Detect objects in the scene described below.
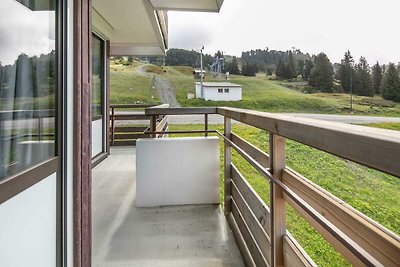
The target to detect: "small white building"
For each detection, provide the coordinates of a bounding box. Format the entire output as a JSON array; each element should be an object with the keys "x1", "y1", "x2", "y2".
[{"x1": 195, "y1": 82, "x2": 242, "y2": 101}]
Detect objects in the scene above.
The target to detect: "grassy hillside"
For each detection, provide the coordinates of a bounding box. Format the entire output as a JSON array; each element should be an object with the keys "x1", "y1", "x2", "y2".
[
  {"x1": 169, "y1": 123, "x2": 400, "y2": 266},
  {"x1": 109, "y1": 61, "x2": 400, "y2": 115},
  {"x1": 110, "y1": 61, "x2": 160, "y2": 105}
]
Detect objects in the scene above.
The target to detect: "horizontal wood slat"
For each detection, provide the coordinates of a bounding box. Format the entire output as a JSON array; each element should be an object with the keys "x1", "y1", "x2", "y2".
[
  {"x1": 231, "y1": 133, "x2": 269, "y2": 168},
  {"x1": 232, "y1": 164, "x2": 270, "y2": 234},
  {"x1": 113, "y1": 114, "x2": 151, "y2": 120},
  {"x1": 283, "y1": 192, "x2": 381, "y2": 266},
  {"x1": 112, "y1": 140, "x2": 136, "y2": 146},
  {"x1": 232, "y1": 181, "x2": 271, "y2": 264},
  {"x1": 283, "y1": 233, "x2": 317, "y2": 267},
  {"x1": 227, "y1": 214, "x2": 256, "y2": 267},
  {"x1": 113, "y1": 133, "x2": 149, "y2": 140},
  {"x1": 232, "y1": 199, "x2": 269, "y2": 267},
  {"x1": 218, "y1": 107, "x2": 400, "y2": 177},
  {"x1": 282, "y1": 168, "x2": 400, "y2": 266},
  {"x1": 113, "y1": 126, "x2": 148, "y2": 132}
]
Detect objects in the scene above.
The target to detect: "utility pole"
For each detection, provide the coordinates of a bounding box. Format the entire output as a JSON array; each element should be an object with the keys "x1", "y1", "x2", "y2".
[{"x1": 200, "y1": 45, "x2": 204, "y2": 98}]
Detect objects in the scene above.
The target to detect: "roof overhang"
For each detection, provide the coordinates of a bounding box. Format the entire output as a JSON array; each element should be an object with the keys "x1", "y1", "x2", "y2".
[
  {"x1": 149, "y1": 0, "x2": 224, "y2": 12},
  {"x1": 92, "y1": 0, "x2": 224, "y2": 56}
]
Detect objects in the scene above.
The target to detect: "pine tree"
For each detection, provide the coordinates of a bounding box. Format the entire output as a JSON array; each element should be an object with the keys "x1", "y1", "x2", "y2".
[
  {"x1": 309, "y1": 53, "x2": 334, "y2": 92},
  {"x1": 371, "y1": 62, "x2": 383, "y2": 94},
  {"x1": 297, "y1": 59, "x2": 305, "y2": 77},
  {"x1": 381, "y1": 63, "x2": 400, "y2": 102},
  {"x1": 227, "y1": 56, "x2": 240, "y2": 75},
  {"x1": 338, "y1": 51, "x2": 354, "y2": 93},
  {"x1": 287, "y1": 51, "x2": 296, "y2": 79},
  {"x1": 304, "y1": 59, "x2": 313, "y2": 80},
  {"x1": 275, "y1": 57, "x2": 286, "y2": 79},
  {"x1": 354, "y1": 57, "x2": 373, "y2": 96},
  {"x1": 241, "y1": 62, "x2": 256, "y2": 77}
]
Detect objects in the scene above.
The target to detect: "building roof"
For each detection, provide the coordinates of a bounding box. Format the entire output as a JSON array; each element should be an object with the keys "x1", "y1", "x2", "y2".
[{"x1": 195, "y1": 82, "x2": 242, "y2": 87}]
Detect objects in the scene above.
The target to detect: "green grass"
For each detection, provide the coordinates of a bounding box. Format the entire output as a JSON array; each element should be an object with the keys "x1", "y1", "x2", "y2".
[
  {"x1": 110, "y1": 62, "x2": 400, "y2": 116},
  {"x1": 169, "y1": 123, "x2": 400, "y2": 267},
  {"x1": 110, "y1": 62, "x2": 160, "y2": 105},
  {"x1": 362, "y1": 122, "x2": 400, "y2": 131}
]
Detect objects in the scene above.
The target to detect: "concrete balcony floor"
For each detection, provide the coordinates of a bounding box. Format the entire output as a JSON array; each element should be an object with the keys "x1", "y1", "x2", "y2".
[{"x1": 92, "y1": 146, "x2": 244, "y2": 267}]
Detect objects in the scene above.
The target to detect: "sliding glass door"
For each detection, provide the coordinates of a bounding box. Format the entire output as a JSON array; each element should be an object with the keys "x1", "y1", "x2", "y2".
[{"x1": 0, "y1": 0, "x2": 65, "y2": 266}]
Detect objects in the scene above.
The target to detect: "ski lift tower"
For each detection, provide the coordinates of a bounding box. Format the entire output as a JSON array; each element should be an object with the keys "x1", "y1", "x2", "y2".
[{"x1": 210, "y1": 55, "x2": 224, "y2": 79}]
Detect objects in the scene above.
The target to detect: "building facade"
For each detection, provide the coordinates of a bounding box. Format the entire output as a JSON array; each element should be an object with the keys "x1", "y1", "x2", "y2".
[{"x1": 195, "y1": 82, "x2": 243, "y2": 101}]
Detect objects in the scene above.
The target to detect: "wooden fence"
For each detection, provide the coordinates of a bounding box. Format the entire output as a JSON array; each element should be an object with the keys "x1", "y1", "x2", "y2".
[
  {"x1": 144, "y1": 106, "x2": 400, "y2": 267},
  {"x1": 109, "y1": 104, "x2": 168, "y2": 145}
]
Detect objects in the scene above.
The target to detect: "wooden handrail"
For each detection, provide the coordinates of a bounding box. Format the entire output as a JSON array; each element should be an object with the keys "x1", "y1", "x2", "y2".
[
  {"x1": 145, "y1": 106, "x2": 217, "y2": 115},
  {"x1": 110, "y1": 104, "x2": 156, "y2": 109},
  {"x1": 218, "y1": 107, "x2": 400, "y2": 177}
]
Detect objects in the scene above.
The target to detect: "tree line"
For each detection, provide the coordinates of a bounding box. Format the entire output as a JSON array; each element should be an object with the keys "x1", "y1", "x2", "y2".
[
  {"x1": 0, "y1": 52, "x2": 55, "y2": 99},
  {"x1": 278, "y1": 50, "x2": 400, "y2": 102},
  {"x1": 143, "y1": 47, "x2": 400, "y2": 102}
]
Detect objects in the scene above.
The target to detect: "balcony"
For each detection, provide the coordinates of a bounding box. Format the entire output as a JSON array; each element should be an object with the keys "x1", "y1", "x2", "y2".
[
  {"x1": 94, "y1": 105, "x2": 400, "y2": 267},
  {"x1": 92, "y1": 146, "x2": 244, "y2": 267}
]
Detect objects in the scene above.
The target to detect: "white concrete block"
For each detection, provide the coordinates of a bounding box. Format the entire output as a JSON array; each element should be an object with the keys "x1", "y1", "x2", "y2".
[{"x1": 136, "y1": 137, "x2": 220, "y2": 207}]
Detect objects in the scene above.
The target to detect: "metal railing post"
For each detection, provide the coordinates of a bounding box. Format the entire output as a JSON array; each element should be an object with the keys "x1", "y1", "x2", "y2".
[
  {"x1": 111, "y1": 107, "x2": 115, "y2": 146},
  {"x1": 269, "y1": 133, "x2": 286, "y2": 267},
  {"x1": 224, "y1": 117, "x2": 232, "y2": 215},
  {"x1": 205, "y1": 114, "x2": 208, "y2": 137}
]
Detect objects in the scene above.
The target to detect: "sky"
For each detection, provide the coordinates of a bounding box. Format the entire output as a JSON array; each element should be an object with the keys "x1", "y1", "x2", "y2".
[
  {"x1": 168, "y1": 0, "x2": 400, "y2": 64},
  {"x1": 0, "y1": 0, "x2": 55, "y2": 65}
]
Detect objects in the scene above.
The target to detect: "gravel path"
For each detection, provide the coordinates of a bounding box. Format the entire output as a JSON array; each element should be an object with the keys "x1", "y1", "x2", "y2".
[{"x1": 153, "y1": 76, "x2": 181, "y2": 107}]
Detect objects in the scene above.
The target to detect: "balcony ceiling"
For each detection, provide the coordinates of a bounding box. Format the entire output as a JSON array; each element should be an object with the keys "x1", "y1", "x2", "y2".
[
  {"x1": 93, "y1": 0, "x2": 165, "y2": 56},
  {"x1": 150, "y1": 0, "x2": 224, "y2": 12},
  {"x1": 92, "y1": 0, "x2": 224, "y2": 56}
]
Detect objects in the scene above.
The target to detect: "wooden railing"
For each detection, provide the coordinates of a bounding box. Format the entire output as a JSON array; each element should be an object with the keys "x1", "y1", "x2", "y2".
[
  {"x1": 144, "y1": 106, "x2": 400, "y2": 267},
  {"x1": 0, "y1": 109, "x2": 55, "y2": 142},
  {"x1": 109, "y1": 104, "x2": 168, "y2": 145}
]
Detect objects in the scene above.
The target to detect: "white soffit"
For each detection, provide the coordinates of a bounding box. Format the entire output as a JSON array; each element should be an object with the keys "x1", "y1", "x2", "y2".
[
  {"x1": 111, "y1": 45, "x2": 165, "y2": 57},
  {"x1": 150, "y1": 0, "x2": 224, "y2": 12},
  {"x1": 93, "y1": 0, "x2": 166, "y2": 56}
]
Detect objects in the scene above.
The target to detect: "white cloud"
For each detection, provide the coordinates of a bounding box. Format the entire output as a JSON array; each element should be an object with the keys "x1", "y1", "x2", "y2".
[
  {"x1": 169, "y1": 0, "x2": 400, "y2": 64},
  {"x1": 0, "y1": 0, "x2": 55, "y2": 65}
]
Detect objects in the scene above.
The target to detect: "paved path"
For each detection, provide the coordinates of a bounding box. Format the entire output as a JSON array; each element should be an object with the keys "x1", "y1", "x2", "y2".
[
  {"x1": 115, "y1": 111, "x2": 400, "y2": 126},
  {"x1": 166, "y1": 113, "x2": 400, "y2": 125},
  {"x1": 279, "y1": 113, "x2": 400, "y2": 124}
]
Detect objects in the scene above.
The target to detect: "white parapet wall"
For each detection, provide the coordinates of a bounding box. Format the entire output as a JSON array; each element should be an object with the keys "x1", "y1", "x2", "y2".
[{"x1": 136, "y1": 137, "x2": 220, "y2": 207}]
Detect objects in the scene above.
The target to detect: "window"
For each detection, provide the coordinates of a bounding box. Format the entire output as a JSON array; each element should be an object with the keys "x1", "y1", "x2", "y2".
[
  {"x1": 92, "y1": 34, "x2": 105, "y2": 118},
  {"x1": 0, "y1": 0, "x2": 57, "y2": 180},
  {"x1": 224, "y1": 88, "x2": 230, "y2": 93},
  {"x1": 218, "y1": 88, "x2": 223, "y2": 93}
]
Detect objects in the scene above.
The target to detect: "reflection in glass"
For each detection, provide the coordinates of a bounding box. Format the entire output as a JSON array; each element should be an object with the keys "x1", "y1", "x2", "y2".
[
  {"x1": 92, "y1": 34, "x2": 104, "y2": 117},
  {"x1": 0, "y1": 0, "x2": 56, "y2": 180}
]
